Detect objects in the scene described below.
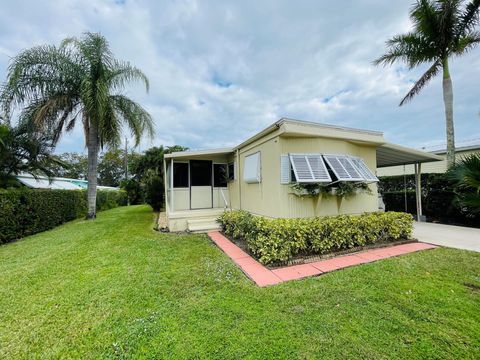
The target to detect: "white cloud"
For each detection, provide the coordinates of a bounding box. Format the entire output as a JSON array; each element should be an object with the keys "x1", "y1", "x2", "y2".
[{"x1": 0, "y1": 0, "x2": 479, "y2": 154}]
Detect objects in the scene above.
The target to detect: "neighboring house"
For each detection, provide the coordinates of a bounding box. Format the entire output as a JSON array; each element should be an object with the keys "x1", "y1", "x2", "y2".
[
  {"x1": 16, "y1": 173, "x2": 119, "y2": 191},
  {"x1": 163, "y1": 118, "x2": 441, "y2": 232},
  {"x1": 377, "y1": 138, "x2": 480, "y2": 176}
]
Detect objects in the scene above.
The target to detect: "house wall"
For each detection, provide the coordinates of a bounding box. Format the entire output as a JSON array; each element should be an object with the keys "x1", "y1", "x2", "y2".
[
  {"x1": 377, "y1": 149, "x2": 480, "y2": 176},
  {"x1": 234, "y1": 134, "x2": 283, "y2": 217},
  {"x1": 230, "y1": 133, "x2": 379, "y2": 218},
  {"x1": 279, "y1": 136, "x2": 378, "y2": 217}
]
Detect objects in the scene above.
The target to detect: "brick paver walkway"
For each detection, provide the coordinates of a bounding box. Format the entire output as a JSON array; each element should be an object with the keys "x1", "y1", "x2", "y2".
[{"x1": 208, "y1": 232, "x2": 437, "y2": 287}]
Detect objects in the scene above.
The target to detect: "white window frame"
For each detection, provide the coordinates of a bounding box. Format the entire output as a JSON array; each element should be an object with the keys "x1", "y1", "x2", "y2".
[{"x1": 243, "y1": 151, "x2": 261, "y2": 184}]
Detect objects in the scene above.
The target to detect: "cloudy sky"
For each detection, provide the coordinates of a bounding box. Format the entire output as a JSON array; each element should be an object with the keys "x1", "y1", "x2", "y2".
[{"x1": 1, "y1": 0, "x2": 479, "y2": 154}]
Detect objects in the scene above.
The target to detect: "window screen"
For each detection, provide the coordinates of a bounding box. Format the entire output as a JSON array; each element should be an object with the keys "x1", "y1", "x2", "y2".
[
  {"x1": 323, "y1": 155, "x2": 364, "y2": 181},
  {"x1": 228, "y1": 162, "x2": 235, "y2": 181},
  {"x1": 244, "y1": 152, "x2": 261, "y2": 183},
  {"x1": 214, "y1": 164, "x2": 228, "y2": 187},
  {"x1": 289, "y1": 154, "x2": 331, "y2": 183},
  {"x1": 173, "y1": 162, "x2": 189, "y2": 188}
]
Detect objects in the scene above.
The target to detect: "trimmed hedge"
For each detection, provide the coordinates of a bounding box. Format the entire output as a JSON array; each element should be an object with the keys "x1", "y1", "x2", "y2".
[
  {"x1": 0, "y1": 189, "x2": 127, "y2": 244},
  {"x1": 379, "y1": 174, "x2": 479, "y2": 227},
  {"x1": 218, "y1": 210, "x2": 413, "y2": 265}
]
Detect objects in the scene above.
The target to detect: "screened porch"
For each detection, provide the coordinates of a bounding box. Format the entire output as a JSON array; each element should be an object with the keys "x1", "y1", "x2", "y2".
[{"x1": 164, "y1": 149, "x2": 234, "y2": 213}]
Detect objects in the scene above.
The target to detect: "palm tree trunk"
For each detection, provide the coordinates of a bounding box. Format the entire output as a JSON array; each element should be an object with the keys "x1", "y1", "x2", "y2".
[
  {"x1": 442, "y1": 58, "x2": 455, "y2": 168},
  {"x1": 86, "y1": 124, "x2": 99, "y2": 219}
]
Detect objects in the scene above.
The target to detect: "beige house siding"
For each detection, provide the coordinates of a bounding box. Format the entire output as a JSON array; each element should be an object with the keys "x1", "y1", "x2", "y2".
[
  {"x1": 236, "y1": 135, "x2": 283, "y2": 217},
  {"x1": 377, "y1": 149, "x2": 479, "y2": 176},
  {"x1": 279, "y1": 136, "x2": 378, "y2": 217},
  {"x1": 227, "y1": 134, "x2": 379, "y2": 219}
]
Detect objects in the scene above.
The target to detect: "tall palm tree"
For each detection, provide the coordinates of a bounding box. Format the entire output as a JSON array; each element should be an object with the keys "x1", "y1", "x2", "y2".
[
  {"x1": 374, "y1": 0, "x2": 480, "y2": 167},
  {"x1": 1, "y1": 32, "x2": 154, "y2": 219}
]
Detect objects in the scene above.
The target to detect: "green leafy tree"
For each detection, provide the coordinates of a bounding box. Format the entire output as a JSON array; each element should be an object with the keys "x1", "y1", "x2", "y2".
[
  {"x1": 98, "y1": 148, "x2": 125, "y2": 187},
  {"x1": 448, "y1": 153, "x2": 480, "y2": 214},
  {"x1": 374, "y1": 0, "x2": 480, "y2": 167},
  {"x1": 0, "y1": 122, "x2": 62, "y2": 187},
  {"x1": 51, "y1": 152, "x2": 88, "y2": 179},
  {"x1": 123, "y1": 145, "x2": 188, "y2": 210},
  {"x1": 1, "y1": 32, "x2": 154, "y2": 219}
]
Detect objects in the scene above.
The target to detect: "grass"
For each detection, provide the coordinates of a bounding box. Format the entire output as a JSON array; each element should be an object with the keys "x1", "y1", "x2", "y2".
[{"x1": 1, "y1": 205, "x2": 479, "y2": 359}]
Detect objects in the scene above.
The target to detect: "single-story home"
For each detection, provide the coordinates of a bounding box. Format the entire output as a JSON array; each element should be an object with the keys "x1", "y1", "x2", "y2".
[
  {"x1": 377, "y1": 138, "x2": 480, "y2": 176},
  {"x1": 163, "y1": 118, "x2": 442, "y2": 232}
]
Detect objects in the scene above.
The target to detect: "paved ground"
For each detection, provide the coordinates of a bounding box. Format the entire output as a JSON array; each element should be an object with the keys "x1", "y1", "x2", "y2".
[
  {"x1": 208, "y1": 232, "x2": 436, "y2": 287},
  {"x1": 414, "y1": 221, "x2": 480, "y2": 252}
]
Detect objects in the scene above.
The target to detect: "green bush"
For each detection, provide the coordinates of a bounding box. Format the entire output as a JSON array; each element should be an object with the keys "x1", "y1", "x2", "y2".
[
  {"x1": 96, "y1": 190, "x2": 128, "y2": 211},
  {"x1": 0, "y1": 189, "x2": 127, "y2": 244},
  {"x1": 218, "y1": 210, "x2": 413, "y2": 265}
]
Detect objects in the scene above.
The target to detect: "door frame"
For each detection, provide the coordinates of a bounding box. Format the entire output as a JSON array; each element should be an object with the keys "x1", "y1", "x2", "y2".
[{"x1": 189, "y1": 160, "x2": 214, "y2": 210}]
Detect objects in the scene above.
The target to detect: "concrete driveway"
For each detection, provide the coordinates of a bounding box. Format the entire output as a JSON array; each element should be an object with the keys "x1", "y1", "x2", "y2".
[{"x1": 413, "y1": 221, "x2": 480, "y2": 252}]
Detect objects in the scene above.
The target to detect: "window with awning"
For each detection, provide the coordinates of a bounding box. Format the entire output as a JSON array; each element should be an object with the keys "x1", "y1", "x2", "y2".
[
  {"x1": 283, "y1": 153, "x2": 378, "y2": 184},
  {"x1": 289, "y1": 154, "x2": 331, "y2": 183}
]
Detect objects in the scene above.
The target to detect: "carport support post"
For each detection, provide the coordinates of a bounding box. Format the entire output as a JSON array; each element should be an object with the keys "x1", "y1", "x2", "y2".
[{"x1": 414, "y1": 163, "x2": 423, "y2": 222}]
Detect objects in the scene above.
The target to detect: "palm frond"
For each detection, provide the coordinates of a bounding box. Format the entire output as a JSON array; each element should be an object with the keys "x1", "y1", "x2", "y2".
[
  {"x1": 458, "y1": 0, "x2": 480, "y2": 35},
  {"x1": 109, "y1": 60, "x2": 150, "y2": 92},
  {"x1": 373, "y1": 32, "x2": 437, "y2": 68},
  {"x1": 399, "y1": 59, "x2": 442, "y2": 105},
  {"x1": 411, "y1": 0, "x2": 441, "y2": 41},
  {"x1": 447, "y1": 153, "x2": 480, "y2": 213},
  {"x1": 455, "y1": 31, "x2": 480, "y2": 53},
  {"x1": 110, "y1": 95, "x2": 154, "y2": 146}
]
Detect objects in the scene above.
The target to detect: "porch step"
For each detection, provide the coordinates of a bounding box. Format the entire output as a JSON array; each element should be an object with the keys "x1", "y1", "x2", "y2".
[{"x1": 187, "y1": 217, "x2": 221, "y2": 233}]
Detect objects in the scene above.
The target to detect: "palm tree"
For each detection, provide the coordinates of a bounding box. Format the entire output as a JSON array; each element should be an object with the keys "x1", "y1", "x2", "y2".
[
  {"x1": 374, "y1": 0, "x2": 480, "y2": 167},
  {"x1": 1, "y1": 32, "x2": 154, "y2": 219},
  {"x1": 0, "y1": 122, "x2": 62, "y2": 187},
  {"x1": 448, "y1": 153, "x2": 480, "y2": 213}
]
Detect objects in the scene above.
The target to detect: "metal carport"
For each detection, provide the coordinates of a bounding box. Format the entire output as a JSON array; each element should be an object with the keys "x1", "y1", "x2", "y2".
[{"x1": 377, "y1": 143, "x2": 443, "y2": 221}]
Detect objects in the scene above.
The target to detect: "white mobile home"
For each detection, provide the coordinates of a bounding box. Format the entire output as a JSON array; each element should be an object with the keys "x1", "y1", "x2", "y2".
[{"x1": 163, "y1": 118, "x2": 441, "y2": 232}]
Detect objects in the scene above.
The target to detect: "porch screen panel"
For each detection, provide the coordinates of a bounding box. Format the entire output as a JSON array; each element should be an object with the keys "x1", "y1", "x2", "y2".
[
  {"x1": 173, "y1": 162, "x2": 189, "y2": 187},
  {"x1": 190, "y1": 160, "x2": 212, "y2": 186},
  {"x1": 349, "y1": 157, "x2": 378, "y2": 182},
  {"x1": 213, "y1": 164, "x2": 228, "y2": 187}
]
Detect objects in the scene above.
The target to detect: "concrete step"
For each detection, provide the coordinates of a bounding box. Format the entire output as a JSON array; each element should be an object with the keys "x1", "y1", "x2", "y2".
[{"x1": 187, "y1": 218, "x2": 221, "y2": 233}]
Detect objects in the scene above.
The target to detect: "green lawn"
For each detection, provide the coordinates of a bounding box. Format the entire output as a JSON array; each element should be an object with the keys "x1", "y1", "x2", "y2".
[{"x1": 1, "y1": 206, "x2": 479, "y2": 359}]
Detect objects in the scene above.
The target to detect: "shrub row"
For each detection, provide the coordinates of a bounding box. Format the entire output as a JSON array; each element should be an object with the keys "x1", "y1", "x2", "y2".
[
  {"x1": 0, "y1": 189, "x2": 127, "y2": 244},
  {"x1": 218, "y1": 210, "x2": 413, "y2": 265}
]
